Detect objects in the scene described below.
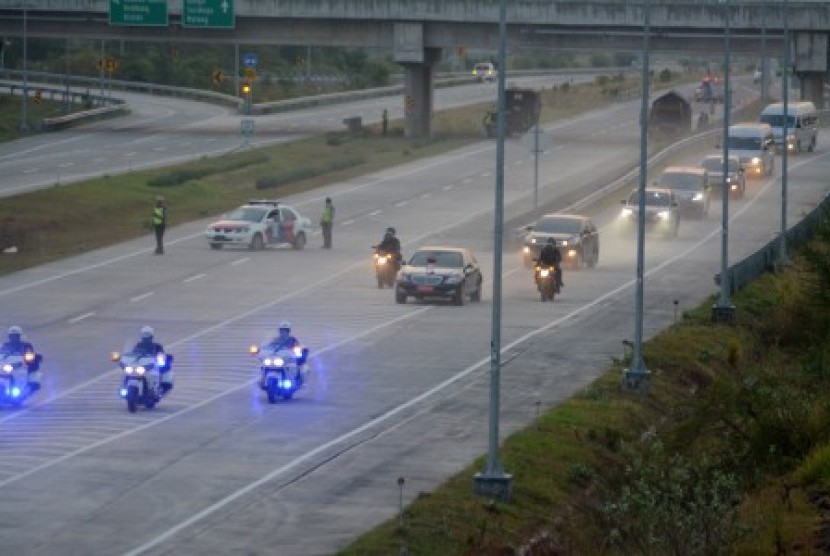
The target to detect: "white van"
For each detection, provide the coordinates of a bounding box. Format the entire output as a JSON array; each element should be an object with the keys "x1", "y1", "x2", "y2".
[
  {"x1": 726, "y1": 123, "x2": 776, "y2": 178},
  {"x1": 759, "y1": 101, "x2": 818, "y2": 153}
]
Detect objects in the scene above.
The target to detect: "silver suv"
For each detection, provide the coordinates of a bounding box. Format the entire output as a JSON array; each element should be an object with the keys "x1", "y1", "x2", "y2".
[{"x1": 655, "y1": 166, "x2": 710, "y2": 219}]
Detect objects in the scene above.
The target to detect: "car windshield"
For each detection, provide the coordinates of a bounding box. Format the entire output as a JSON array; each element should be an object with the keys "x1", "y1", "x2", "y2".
[
  {"x1": 475, "y1": 64, "x2": 493, "y2": 73},
  {"x1": 225, "y1": 207, "x2": 268, "y2": 222},
  {"x1": 409, "y1": 250, "x2": 464, "y2": 268},
  {"x1": 727, "y1": 136, "x2": 762, "y2": 150},
  {"x1": 629, "y1": 191, "x2": 672, "y2": 207},
  {"x1": 533, "y1": 216, "x2": 582, "y2": 235},
  {"x1": 702, "y1": 158, "x2": 740, "y2": 173},
  {"x1": 658, "y1": 172, "x2": 703, "y2": 190},
  {"x1": 760, "y1": 114, "x2": 795, "y2": 128}
]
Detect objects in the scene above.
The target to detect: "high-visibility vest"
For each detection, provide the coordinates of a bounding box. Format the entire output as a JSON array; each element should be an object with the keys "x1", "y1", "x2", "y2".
[
  {"x1": 153, "y1": 207, "x2": 166, "y2": 226},
  {"x1": 321, "y1": 205, "x2": 334, "y2": 224}
]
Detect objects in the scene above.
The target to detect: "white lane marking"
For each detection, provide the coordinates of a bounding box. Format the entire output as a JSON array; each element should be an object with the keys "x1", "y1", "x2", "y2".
[
  {"x1": 126, "y1": 232, "x2": 712, "y2": 555},
  {"x1": 0, "y1": 306, "x2": 431, "y2": 492},
  {"x1": 68, "y1": 312, "x2": 94, "y2": 324},
  {"x1": 130, "y1": 292, "x2": 154, "y2": 303},
  {"x1": 22, "y1": 168, "x2": 38, "y2": 174},
  {"x1": 421, "y1": 192, "x2": 432, "y2": 198},
  {"x1": 230, "y1": 257, "x2": 249, "y2": 266},
  {"x1": 58, "y1": 162, "x2": 74, "y2": 168},
  {"x1": 341, "y1": 219, "x2": 355, "y2": 226},
  {"x1": 443, "y1": 185, "x2": 453, "y2": 190},
  {"x1": 124, "y1": 152, "x2": 138, "y2": 157},
  {"x1": 513, "y1": 159, "x2": 524, "y2": 165},
  {"x1": 369, "y1": 210, "x2": 382, "y2": 216},
  {"x1": 183, "y1": 273, "x2": 206, "y2": 283},
  {"x1": 395, "y1": 200, "x2": 409, "y2": 207},
  {"x1": 0, "y1": 140, "x2": 499, "y2": 297}
]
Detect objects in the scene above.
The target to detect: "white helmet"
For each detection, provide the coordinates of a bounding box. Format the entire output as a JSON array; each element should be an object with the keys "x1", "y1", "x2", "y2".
[
  {"x1": 279, "y1": 321, "x2": 291, "y2": 331},
  {"x1": 8, "y1": 325, "x2": 22, "y2": 337},
  {"x1": 140, "y1": 326, "x2": 154, "y2": 340}
]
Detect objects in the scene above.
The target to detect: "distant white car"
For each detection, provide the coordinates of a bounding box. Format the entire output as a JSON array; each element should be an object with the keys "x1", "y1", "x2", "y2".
[
  {"x1": 472, "y1": 62, "x2": 497, "y2": 83},
  {"x1": 205, "y1": 200, "x2": 312, "y2": 250}
]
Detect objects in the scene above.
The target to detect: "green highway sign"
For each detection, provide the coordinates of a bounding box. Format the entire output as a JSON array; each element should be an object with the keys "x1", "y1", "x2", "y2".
[
  {"x1": 109, "y1": 0, "x2": 168, "y2": 26},
  {"x1": 183, "y1": 0, "x2": 235, "y2": 28}
]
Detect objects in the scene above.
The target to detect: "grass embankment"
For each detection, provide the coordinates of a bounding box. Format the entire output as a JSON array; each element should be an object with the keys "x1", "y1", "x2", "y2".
[
  {"x1": 341, "y1": 217, "x2": 830, "y2": 554},
  {"x1": 0, "y1": 95, "x2": 81, "y2": 142},
  {"x1": 0, "y1": 71, "x2": 693, "y2": 276}
]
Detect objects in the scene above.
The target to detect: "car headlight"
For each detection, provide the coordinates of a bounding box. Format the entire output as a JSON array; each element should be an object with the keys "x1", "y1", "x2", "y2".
[
  {"x1": 751, "y1": 157, "x2": 761, "y2": 165},
  {"x1": 658, "y1": 210, "x2": 671, "y2": 219},
  {"x1": 567, "y1": 249, "x2": 578, "y2": 258},
  {"x1": 530, "y1": 238, "x2": 536, "y2": 244},
  {"x1": 522, "y1": 246, "x2": 530, "y2": 254},
  {"x1": 693, "y1": 192, "x2": 704, "y2": 201},
  {"x1": 444, "y1": 274, "x2": 462, "y2": 285},
  {"x1": 621, "y1": 208, "x2": 633, "y2": 218}
]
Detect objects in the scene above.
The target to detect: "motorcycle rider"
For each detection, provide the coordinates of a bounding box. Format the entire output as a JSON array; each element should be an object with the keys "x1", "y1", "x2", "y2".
[
  {"x1": 377, "y1": 227, "x2": 402, "y2": 266},
  {"x1": 262, "y1": 321, "x2": 306, "y2": 384},
  {"x1": 536, "y1": 237, "x2": 564, "y2": 288},
  {"x1": 1, "y1": 325, "x2": 42, "y2": 393},
  {"x1": 130, "y1": 326, "x2": 173, "y2": 395}
]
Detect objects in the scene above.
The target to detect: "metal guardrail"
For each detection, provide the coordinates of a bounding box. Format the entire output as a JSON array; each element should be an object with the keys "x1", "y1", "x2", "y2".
[
  {"x1": 0, "y1": 79, "x2": 122, "y2": 108},
  {"x1": 716, "y1": 192, "x2": 830, "y2": 294}
]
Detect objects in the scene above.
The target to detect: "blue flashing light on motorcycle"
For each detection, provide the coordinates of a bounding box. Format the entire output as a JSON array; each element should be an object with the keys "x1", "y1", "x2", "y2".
[
  {"x1": 10, "y1": 387, "x2": 21, "y2": 398},
  {"x1": 252, "y1": 343, "x2": 310, "y2": 403},
  {"x1": 119, "y1": 388, "x2": 128, "y2": 398}
]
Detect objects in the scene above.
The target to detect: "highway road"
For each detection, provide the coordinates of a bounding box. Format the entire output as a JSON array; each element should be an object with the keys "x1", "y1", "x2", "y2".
[
  {"x1": 1, "y1": 77, "x2": 827, "y2": 555},
  {"x1": 0, "y1": 73, "x2": 600, "y2": 198}
]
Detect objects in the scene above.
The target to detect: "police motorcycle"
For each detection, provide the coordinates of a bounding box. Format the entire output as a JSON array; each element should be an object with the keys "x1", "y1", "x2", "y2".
[
  {"x1": 0, "y1": 349, "x2": 42, "y2": 408},
  {"x1": 111, "y1": 346, "x2": 174, "y2": 413},
  {"x1": 249, "y1": 342, "x2": 310, "y2": 403},
  {"x1": 371, "y1": 245, "x2": 400, "y2": 289},
  {"x1": 534, "y1": 263, "x2": 560, "y2": 302}
]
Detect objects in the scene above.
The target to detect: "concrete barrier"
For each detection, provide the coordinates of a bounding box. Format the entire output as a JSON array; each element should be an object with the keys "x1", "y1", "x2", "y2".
[{"x1": 40, "y1": 104, "x2": 129, "y2": 131}]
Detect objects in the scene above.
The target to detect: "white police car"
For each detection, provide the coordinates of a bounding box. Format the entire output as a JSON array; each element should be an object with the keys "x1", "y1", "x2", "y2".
[{"x1": 205, "y1": 200, "x2": 313, "y2": 250}]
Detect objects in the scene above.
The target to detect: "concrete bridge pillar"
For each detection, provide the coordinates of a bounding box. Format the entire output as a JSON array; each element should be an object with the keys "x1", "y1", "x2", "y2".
[
  {"x1": 794, "y1": 32, "x2": 828, "y2": 108},
  {"x1": 393, "y1": 23, "x2": 441, "y2": 137}
]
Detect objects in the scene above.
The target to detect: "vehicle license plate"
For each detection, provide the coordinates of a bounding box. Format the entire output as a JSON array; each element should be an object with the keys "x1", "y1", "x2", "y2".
[{"x1": 417, "y1": 286, "x2": 434, "y2": 293}]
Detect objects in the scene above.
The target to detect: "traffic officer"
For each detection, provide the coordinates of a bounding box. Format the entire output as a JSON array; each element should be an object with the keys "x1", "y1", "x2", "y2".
[
  {"x1": 152, "y1": 196, "x2": 167, "y2": 255},
  {"x1": 320, "y1": 197, "x2": 335, "y2": 249}
]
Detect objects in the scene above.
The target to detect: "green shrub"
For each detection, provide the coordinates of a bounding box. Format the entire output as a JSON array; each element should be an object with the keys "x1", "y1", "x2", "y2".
[
  {"x1": 255, "y1": 155, "x2": 365, "y2": 190},
  {"x1": 795, "y1": 444, "x2": 830, "y2": 489}
]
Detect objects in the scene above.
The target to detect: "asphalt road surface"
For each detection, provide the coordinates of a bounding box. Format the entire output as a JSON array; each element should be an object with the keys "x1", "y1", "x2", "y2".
[
  {"x1": 0, "y1": 73, "x2": 600, "y2": 198},
  {"x1": 0, "y1": 78, "x2": 824, "y2": 555}
]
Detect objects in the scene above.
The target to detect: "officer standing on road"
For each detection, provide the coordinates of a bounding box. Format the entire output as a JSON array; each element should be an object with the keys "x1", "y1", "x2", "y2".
[
  {"x1": 152, "y1": 196, "x2": 167, "y2": 255},
  {"x1": 320, "y1": 197, "x2": 335, "y2": 249}
]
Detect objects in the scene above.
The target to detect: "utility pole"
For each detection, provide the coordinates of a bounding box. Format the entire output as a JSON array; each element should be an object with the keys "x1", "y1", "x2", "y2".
[
  {"x1": 777, "y1": 0, "x2": 791, "y2": 268},
  {"x1": 20, "y1": 2, "x2": 29, "y2": 132},
  {"x1": 621, "y1": 0, "x2": 651, "y2": 395}
]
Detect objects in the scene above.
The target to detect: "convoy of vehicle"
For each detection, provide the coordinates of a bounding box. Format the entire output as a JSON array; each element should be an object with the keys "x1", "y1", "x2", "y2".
[
  {"x1": 205, "y1": 200, "x2": 312, "y2": 251},
  {"x1": 725, "y1": 122, "x2": 776, "y2": 178},
  {"x1": 521, "y1": 214, "x2": 599, "y2": 269},
  {"x1": 619, "y1": 188, "x2": 680, "y2": 238},
  {"x1": 700, "y1": 154, "x2": 746, "y2": 198},
  {"x1": 112, "y1": 349, "x2": 174, "y2": 413},
  {"x1": 654, "y1": 166, "x2": 710, "y2": 219},
  {"x1": 759, "y1": 101, "x2": 818, "y2": 153},
  {"x1": 395, "y1": 247, "x2": 483, "y2": 306}
]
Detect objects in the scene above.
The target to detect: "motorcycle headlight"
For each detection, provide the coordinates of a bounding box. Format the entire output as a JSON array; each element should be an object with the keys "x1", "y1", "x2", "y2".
[
  {"x1": 377, "y1": 256, "x2": 388, "y2": 265},
  {"x1": 621, "y1": 208, "x2": 633, "y2": 218},
  {"x1": 567, "y1": 249, "x2": 578, "y2": 258},
  {"x1": 444, "y1": 274, "x2": 462, "y2": 285},
  {"x1": 263, "y1": 358, "x2": 272, "y2": 366},
  {"x1": 273, "y1": 357, "x2": 285, "y2": 367},
  {"x1": 658, "y1": 210, "x2": 671, "y2": 219},
  {"x1": 2, "y1": 364, "x2": 12, "y2": 373},
  {"x1": 124, "y1": 366, "x2": 134, "y2": 374},
  {"x1": 693, "y1": 192, "x2": 704, "y2": 201},
  {"x1": 539, "y1": 269, "x2": 550, "y2": 278},
  {"x1": 136, "y1": 366, "x2": 146, "y2": 375}
]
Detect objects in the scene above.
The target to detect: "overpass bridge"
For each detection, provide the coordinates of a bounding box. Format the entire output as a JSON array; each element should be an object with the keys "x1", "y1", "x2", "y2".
[{"x1": 2, "y1": 1, "x2": 828, "y2": 134}]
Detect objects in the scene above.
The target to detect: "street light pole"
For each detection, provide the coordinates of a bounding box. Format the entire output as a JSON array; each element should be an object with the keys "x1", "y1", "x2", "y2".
[
  {"x1": 713, "y1": 0, "x2": 736, "y2": 323},
  {"x1": 621, "y1": 0, "x2": 651, "y2": 395},
  {"x1": 777, "y1": 0, "x2": 791, "y2": 268},
  {"x1": 20, "y1": 1, "x2": 29, "y2": 132},
  {"x1": 473, "y1": 0, "x2": 512, "y2": 502}
]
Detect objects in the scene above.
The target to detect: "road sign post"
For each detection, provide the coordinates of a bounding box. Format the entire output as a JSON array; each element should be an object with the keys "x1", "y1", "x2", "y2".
[
  {"x1": 109, "y1": 0, "x2": 168, "y2": 26},
  {"x1": 183, "y1": 0, "x2": 235, "y2": 28}
]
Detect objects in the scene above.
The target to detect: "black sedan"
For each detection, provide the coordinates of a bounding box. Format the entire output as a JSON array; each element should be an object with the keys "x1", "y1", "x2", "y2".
[{"x1": 395, "y1": 246, "x2": 483, "y2": 306}]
